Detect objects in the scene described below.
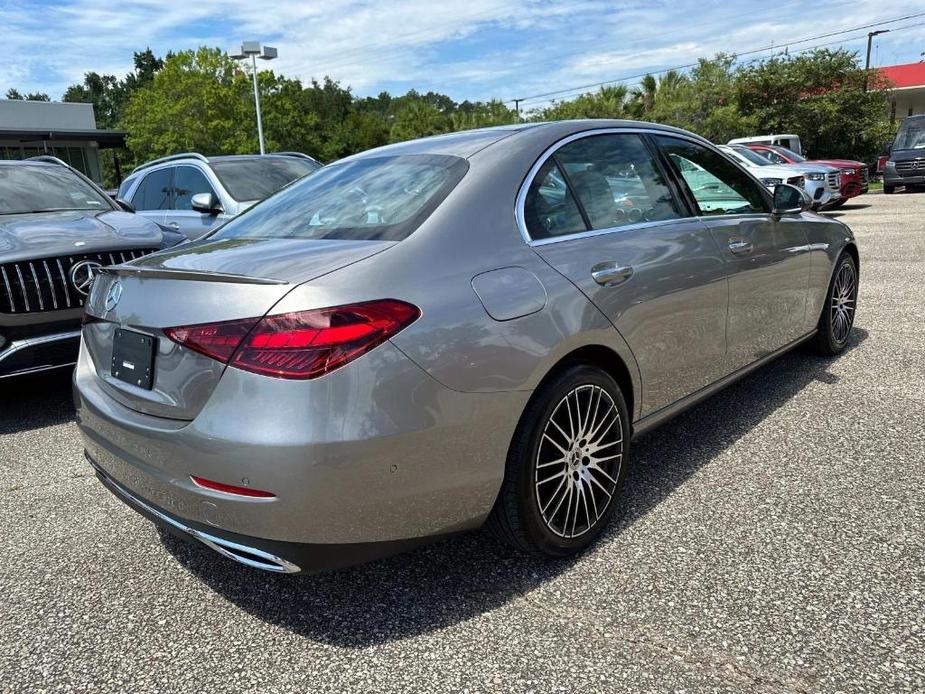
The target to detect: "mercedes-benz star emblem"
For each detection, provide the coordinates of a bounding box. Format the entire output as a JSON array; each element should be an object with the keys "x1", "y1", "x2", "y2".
[
  {"x1": 69, "y1": 260, "x2": 102, "y2": 296},
  {"x1": 104, "y1": 281, "x2": 123, "y2": 312}
]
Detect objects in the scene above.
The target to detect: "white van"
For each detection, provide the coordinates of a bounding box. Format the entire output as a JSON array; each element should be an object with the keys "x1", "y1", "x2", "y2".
[{"x1": 728, "y1": 134, "x2": 803, "y2": 156}]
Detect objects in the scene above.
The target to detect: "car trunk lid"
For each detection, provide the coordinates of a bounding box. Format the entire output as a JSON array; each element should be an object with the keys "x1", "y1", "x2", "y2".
[{"x1": 82, "y1": 238, "x2": 394, "y2": 420}]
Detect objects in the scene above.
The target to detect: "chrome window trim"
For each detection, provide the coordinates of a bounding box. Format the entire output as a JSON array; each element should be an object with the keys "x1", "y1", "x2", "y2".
[{"x1": 515, "y1": 127, "x2": 776, "y2": 247}]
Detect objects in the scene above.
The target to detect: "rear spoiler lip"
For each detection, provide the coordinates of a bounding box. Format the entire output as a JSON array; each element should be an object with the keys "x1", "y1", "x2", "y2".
[{"x1": 98, "y1": 265, "x2": 289, "y2": 286}]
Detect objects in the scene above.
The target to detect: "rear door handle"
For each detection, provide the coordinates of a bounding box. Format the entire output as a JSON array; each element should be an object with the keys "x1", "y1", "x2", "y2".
[
  {"x1": 728, "y1": 239, "x2": 753, "y2": 255},
  {"x1": 591, "y1": 262, "x2": 634, "y2": 287}
]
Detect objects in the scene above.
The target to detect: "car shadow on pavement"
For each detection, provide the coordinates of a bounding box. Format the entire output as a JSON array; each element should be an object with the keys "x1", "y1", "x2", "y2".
[
  {"x1": 161, "y1": 329, "x2": 868, "y2": 648},
  {"x1": 0, "y1": 370, "x2": 74, "y2": 435}
]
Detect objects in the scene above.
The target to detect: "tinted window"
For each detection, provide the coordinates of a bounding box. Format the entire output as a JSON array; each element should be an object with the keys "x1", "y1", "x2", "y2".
[
  {"x1": 894, "y1": 118, "x2": 925, "y2": 150},
  {"x1": 524, "y1": 159, "x2": 587, "y2": 239},
  {"x1": 117, "y1": 176, "x2": 135, "y2": 199},
  {"x1": 210, "y1": 157, "x2": 320, "y2": 202},
  {"x1": 657, "y1": 137, "x2": 769, "y2": 216},
  {"x1": 554, "y1": 134, "x2": 682, "y2": 230},
  {"x1": 773, "y1": 146, "x2": 805, "y2": 162},
  {"x1": 755, "y1": 149, "x2": 785, "y2": 164},
  {"x1": 132, "y1": 168, "x2": 172, "y2": 210},
  {"x1": 173, "y1": 166, "x2": 216, "y2": 210},
  {"x1": 729, "y1": 146, "x2": 772, "y2": 166},
  {"x1": 211, "y1": 154, "x2": 467, "y2": 242},
  {"x1": 0, "y1": 164, "x2": 111, "y2": 214}
]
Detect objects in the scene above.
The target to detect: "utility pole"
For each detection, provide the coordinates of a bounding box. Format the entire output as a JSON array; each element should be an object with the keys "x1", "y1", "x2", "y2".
[
  {"x1": 514, "y1": 99, "x2": 522, "y2": 122},
  {"x1": 865, "y1": 30, "x2": 890, "y2": 91}
]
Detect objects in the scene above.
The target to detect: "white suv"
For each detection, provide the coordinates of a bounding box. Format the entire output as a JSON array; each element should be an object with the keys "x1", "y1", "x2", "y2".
[{"x1": 117, "y1": 152, "x2": 321, "y2": 240}]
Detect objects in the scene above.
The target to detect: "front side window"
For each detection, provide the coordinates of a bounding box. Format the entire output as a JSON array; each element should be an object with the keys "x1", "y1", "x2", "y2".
[
  {"x1": 0, "y1": 164, "x2": 111, "y2": 214},
  {"x1": 173, "y1": 166, "x2": 216, "y2": 211},
  {"x1": 132, "y1": 168, "x2": 172, "y2": 211},
  {"x1": 656, "y1": 137, "x2": 769, "y2": 216},
  {"x1": 211, "y1": 154, "x2": 467, "y2": 242}
]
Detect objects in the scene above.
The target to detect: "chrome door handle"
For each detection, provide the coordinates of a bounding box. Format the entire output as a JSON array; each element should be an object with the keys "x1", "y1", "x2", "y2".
[
  {"x1": 591, "y1": 262, "x2": 634, "y2": 287},
  {"x1": 167, "y1": 222, "x2": 180, "y2": 229},
  {"x1": 728, "y1": 239, "x2": 753, "y2": 255}
]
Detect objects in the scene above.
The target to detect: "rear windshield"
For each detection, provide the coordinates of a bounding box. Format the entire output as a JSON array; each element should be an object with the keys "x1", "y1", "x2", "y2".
[
  {"x1": 211, "y1": 154, "x2": 468, "y2": 242},
  {"x1": 210, "y1": 157, "x2": 321, "y2": 201},
  {"x1": 0, "y1": 164, "x2": 112, "y2": 214},
  {"x1": 894, "y1": 118, "x2": 925, "y2": 150}
]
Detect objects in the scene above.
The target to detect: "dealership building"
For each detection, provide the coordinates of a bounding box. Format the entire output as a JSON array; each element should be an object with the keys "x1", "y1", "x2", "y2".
[
  {"x1": 0, "y1": 99, "x2": 125, "y2": 184},
  {"x1": 881, "y1": 62, "x2": 925, "y2": 121}
]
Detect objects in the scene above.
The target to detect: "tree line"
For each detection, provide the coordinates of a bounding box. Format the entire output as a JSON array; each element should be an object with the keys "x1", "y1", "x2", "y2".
[{"x1": 5, "y1": 46, "x2": 894, "y2": 186}]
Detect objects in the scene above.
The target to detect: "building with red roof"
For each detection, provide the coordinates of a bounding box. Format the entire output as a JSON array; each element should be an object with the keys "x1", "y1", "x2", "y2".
[{"x1": 879, "y1": 62, "x2": 925, "y2": 121}]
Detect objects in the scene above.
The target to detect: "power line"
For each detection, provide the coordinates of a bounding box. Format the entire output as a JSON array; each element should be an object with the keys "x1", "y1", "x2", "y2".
[
  {"x1": 523, "y1": 20, "x2": 925, "y2": 109},
  {"x1": 508, "y1": 11, "x2": 925, "y2": 106}
]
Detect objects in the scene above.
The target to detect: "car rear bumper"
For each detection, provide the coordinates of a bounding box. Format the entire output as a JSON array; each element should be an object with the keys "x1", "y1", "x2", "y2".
[
  {"x1": 89, "y1": 452, "x2": 439, "y2": 574},
  {"x1": 74, "y1": 338, "x2": 527, "y2": 569}
]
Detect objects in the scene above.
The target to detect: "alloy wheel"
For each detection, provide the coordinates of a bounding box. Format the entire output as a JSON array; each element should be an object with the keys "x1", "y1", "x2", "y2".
[
  {"x1": 830, "y1": 261, "x2": 857, "y2": 345},
  {"x1": 534, "y1": 384, "x2": 623, "y2": 539}
]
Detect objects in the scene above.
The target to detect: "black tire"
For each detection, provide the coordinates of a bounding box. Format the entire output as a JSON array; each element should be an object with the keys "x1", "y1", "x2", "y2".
[
  {"x1": 486, "y1": 364, "x2": 630, "y2": 557},
  {"x1": 812, "y1": 252, "x2": 858, "y2": 356},
  {"x1": 884, "y1": 184, "x2": 895, "y2": 195}
]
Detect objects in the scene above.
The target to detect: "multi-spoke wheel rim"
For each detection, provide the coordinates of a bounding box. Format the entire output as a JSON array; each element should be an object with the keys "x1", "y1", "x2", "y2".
[
  {"x1": 534, "y1": 385, "x2": 623, "y2": 539},
  {"x1": 830, "y1": 261, "x2": 857, "y2": 344}
]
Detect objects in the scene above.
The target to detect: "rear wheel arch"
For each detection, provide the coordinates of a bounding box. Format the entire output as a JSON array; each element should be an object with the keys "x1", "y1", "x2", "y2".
[
  {"x1": 535, "y1": 344, "x2": 637, "y2": 426},
  {"x1": 842, "y1": 243, "x2": 860, "y2": 280}
]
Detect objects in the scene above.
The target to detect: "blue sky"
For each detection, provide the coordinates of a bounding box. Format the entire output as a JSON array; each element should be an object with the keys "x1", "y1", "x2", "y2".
[{"x1": 2, "y1": 0, "x2": 924, "y2": 111}]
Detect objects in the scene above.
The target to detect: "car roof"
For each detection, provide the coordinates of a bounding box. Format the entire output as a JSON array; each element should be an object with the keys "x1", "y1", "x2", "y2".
[
  {"x1": 335, "y1": 119, "x2": 710, "y2": 163},
  {"x1": 129, "y1": 152, "x2": 319, "y2": 176}
]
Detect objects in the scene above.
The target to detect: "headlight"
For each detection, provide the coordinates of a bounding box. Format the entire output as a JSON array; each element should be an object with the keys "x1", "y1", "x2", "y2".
[
  {"x1": 760, "y1": 177, "x2": 782, "y2": 187},
  {"x1": 807, "y1": 172, "x2": 825, "y2": 181},
  {"x1": 841, "y1": 168, "x2": 857, "y2": 175},
  {"x1": 885, "y1": 160, "x2": 897, "y2": 170}
]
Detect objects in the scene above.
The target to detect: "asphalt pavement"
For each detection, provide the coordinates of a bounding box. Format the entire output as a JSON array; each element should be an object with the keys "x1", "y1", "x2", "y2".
[{"x1": 1, "y1": 191, "x2": 923, "y2": 693}]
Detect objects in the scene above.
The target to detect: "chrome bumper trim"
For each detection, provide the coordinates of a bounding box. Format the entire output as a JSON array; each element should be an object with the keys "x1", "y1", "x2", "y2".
[{"x1": 86, "y1": 453, "x2": 301, "y2": 574}]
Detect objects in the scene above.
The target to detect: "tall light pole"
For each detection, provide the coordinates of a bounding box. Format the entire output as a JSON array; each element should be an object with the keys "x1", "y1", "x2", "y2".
[
  {"x1": 864, "y1": 30, "x2": 890, "y2": 91},
  {"x1": 230, "y1": 42, "x2": 278, "y2": 154}
]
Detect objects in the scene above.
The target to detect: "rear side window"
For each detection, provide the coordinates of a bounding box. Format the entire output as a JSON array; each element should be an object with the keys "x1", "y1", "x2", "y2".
[
  {"x1": 132, "y1": 168, "x2": 172, "y2": 210},
  {"x1": 656, "y1": 136, "x2": 769, "y2": 216},
  {"x1": 173, "y1": 166, "x2": 217, "y2": 210},
  {"x1": 211, "y1": 154, "x2": 468, "y2": 242},
  {"x1": 524, "y1": 133, "x2": 682, "y2": 240}
]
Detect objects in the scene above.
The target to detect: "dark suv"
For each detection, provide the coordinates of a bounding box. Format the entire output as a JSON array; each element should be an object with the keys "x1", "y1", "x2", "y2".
[
  {"x1": 117, "y1": 152, "x2": 321, "y2": 240},
  {"x1": 883, "y1": 115, "x2": 925, "y2": 194},
  {"x1": 0, "y1": 157, "x2": 178, "y2": 379}
]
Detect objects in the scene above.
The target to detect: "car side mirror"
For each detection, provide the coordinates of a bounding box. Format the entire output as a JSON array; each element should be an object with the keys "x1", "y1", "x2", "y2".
[
  {"x1": 884, "y1": 142, "x2": 892, "y2": 155},
  {"x1": 772, "y1": 183, "x2": 811, "y2": 217},
  {"x1": 115, "y1": 198, "x2": 135, "y2": 213},
  {"x1": 191, "y1": 192, "x2": 222, "y2": 215}
]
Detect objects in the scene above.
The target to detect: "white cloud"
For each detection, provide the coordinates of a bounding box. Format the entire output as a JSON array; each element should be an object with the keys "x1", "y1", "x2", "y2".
[{"x1": 2, "y1": 0, "x2": 924, "y2": 105}]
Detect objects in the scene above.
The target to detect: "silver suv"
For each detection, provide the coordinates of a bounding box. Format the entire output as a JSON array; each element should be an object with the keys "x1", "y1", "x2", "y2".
[{"x1": 117, "y1": 152, "x2": 321, "y2": 240}]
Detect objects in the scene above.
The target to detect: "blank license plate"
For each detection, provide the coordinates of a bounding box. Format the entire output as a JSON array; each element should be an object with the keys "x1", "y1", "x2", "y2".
[{"x1": 111, "y1": 329, "x2": 156, "y2": 390}]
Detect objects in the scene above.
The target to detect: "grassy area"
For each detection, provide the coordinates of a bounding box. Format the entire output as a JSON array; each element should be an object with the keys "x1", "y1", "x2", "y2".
[{"x1": 868, "y1": 180, "x2": 883, "y2": 192}]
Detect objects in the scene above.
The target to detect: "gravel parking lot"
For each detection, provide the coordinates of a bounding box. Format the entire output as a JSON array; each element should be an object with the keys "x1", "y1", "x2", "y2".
[{"x1": 1, "y1": 192, "x2": 923, "y2": 693}]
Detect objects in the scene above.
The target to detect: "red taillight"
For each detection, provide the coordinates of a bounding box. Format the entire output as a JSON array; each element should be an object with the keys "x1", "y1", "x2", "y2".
[
  {"x1": 190, "y1": 476, "x2": 276, "y2": 498},
  {"x1": 164, "y1": 299, "x2": 420, "y2": 380}
]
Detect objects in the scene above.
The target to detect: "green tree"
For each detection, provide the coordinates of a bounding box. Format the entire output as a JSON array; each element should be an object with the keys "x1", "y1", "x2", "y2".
[
  {"x1": 534, "y1": 85, "x2": 630, "y2": 120},
  {"x1": 735, "y1": 48, "x2": 891, "y2": 161},
  {"x1": 5, "y1": 88, "x2": 50, "y2": 101}
]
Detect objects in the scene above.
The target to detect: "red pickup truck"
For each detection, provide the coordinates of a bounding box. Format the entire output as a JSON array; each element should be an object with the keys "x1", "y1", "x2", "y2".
[{"x1": 746, "y1": 144, "x2": 869, "y2": 207}]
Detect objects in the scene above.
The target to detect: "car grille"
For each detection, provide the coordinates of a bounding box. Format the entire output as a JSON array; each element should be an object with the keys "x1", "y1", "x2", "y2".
[
  {"x1": 826, "y1": 172, "x2": 840, "y2": 191},
  {"x1": 787, "y1": 175, "x2": 804, "y2": 188},
  {"x1": 896, "y1": 160, "x2": 925, "y2": 177},
  {"x1": 0, "y1": 249, "x2": 156, "y2": 314}
]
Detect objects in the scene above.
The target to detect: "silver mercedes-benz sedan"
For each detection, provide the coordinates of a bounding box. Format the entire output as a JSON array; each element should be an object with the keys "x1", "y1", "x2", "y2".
[{"x1": 75, "y1": 120, "x2": 859, "y2": 574}]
